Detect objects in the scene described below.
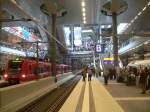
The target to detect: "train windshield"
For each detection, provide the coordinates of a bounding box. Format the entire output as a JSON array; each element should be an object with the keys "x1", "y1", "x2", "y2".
[{"x1": 8, "y1": 60, "x2": 23, "y2": 73}]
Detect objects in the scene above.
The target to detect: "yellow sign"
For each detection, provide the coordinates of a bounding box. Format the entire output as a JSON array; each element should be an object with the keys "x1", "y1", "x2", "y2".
[{"x1": 104, "y1": 58, "x2": 114, "y2": 61}]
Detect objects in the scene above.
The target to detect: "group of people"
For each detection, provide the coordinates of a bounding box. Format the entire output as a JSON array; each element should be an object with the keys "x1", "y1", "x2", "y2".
[
  {"x1": 81, "y1": 66, "x2": 94, "y2": 82},
  {"x1": 126, "y1": 66, "x2": 150, "y2": 94},
  {"x1": 81, "y1": 64, "x2": 150, "y2": 94},
  {"x1": 81, "y1": 65, "x2": 117, "y2": 83}
]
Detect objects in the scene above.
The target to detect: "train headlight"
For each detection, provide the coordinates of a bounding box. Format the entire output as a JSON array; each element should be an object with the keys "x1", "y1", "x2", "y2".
[
  {"x1": 22, "y1": 74, "x2": 26, "y2": 78},
  {"x1": 4, "y1": 74, "x2": 8, "y2": 78}
]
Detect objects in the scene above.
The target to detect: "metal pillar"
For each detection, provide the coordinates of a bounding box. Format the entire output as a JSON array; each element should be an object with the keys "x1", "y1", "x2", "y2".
[
  {"x1": 36, "y1": 41, "x2": 39, "y2": 63},
  {"x1": 112, "y1": 12, "x2": 118, "y2": 67},
  {"x1": 0, "y1": 0, "x2": 2, "y2": 41},
  {"x1": 51, "y1": 14, "x2": 57, "y2": 82},
  {"x1": 93, "y1": 50, "x2": 96, "y2": 69},
  {"x1": 71, "y1": 26, "x2": 74, "y2": 51}
]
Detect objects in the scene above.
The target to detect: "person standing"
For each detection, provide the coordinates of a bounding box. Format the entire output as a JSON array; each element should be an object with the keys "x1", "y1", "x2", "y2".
[{"x1": 139, "y1": 66, "x2": 148, "y2": 94}]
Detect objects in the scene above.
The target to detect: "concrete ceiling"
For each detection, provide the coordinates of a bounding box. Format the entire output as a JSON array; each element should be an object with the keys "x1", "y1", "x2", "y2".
[{"x1": 1, "y1": 0, "x2": 150, "y2": 42}]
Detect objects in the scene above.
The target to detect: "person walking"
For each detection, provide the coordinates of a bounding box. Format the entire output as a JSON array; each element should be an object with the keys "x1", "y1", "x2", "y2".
[
  {"x1": 103, "y1": 65, "x2": 109, "y2": 85},
  {"x1": 82, "y1": 67, "x2": 87, "y2": 81},
  {"x1": 88, "y1": 69, "x2": 92, "y2": 81}
]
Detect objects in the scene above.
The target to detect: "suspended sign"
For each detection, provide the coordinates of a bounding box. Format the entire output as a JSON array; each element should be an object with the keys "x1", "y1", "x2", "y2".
[
  {"x1": 104, "y1": 57, "x2": 114, "y2": 61},
  {"x1": 96, "y1": 44, "x2": 102, "y2": 52},
  {"x1": 95, "y1": 44, "x2": 105, "y2": 53}
]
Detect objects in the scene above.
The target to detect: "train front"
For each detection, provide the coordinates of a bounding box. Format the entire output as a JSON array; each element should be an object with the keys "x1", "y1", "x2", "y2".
[{"x1": 4, "y1": 59, "x2": 24, "y2": 84}]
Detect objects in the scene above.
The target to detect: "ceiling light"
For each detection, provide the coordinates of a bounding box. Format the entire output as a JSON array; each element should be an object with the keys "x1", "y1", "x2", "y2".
[
  {"x1": 144, "y1": 41, "x2": 149, "y2": 44},
  {"x1": 142, "y1": 6, "x2": 147, "y2": 11},
  {"x1": 82, "y1": 29, "x2": 93, "y2": 33},
  {"x1": 117, "y1": 23, "x2": 128, "y2": 34},
  {"x1": 131, "y1": 19, "x2": 134, "y2": 23},
  {"x1": 138, "y1": 11, "x2": 142, "y2": 16},
  {"x1": 83, "y1": 21, "x2": 86, "y2": 24},
  {"x1": 107, "y1": 25, "x2": 111, "y2": 28},
  {"x1": 148, "y1": 2, "x2": 150, "y2": 6},
  {"x1": 83, "y1": 17, "x2": 86, "y2": 21},
  {"x1": 128, "y1": 23, "x2": 131, "y2": 26},
  {"x1": 82, "y1": 7, "x2": 86, "y2": 12},
  {"x1": 11, "y1": 0, "x2": 17, "y2": 4},
  {"x1": 81, "y1": 1, "x2": 85, "y2": 7},
  {"x1": 134, "y1": 16, "x2": 138, "y2": 20},
  {"x1": 101, "y1": 25, "x2": 105, "y2": 28},
  {"x1": 83, "y1": 12, "x2": 86, "y2": 17}
]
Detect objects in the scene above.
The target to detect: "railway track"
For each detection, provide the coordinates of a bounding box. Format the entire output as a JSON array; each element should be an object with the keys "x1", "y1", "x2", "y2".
[
  {"x1": 0, "y1": 81, "x2": 10, "y2": 88},
  {"x1": 17, "y1": 75, "x2": 81, "y2": 112}
]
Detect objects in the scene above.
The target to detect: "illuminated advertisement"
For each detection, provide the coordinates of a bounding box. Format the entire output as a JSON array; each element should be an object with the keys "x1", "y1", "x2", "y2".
[
  {"x1": 2, "y1": 27, "x2": 38, "y2": 42},
  {"x1": 64, "y1": 27, "x2": 71, "y2": 46},
  {"x1": 74, "y1": 27, "x2": 82, "y2": 46}
]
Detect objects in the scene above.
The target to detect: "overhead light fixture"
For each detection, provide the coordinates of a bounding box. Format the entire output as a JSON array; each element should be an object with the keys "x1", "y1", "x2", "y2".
[
  {"x1": 82, "y1": 29, "x2": 93, "y2": 33},
  {"x1": 125, "y1": 1, "x2": 149, "y2": 33},
  {"x1": 83, "y1": 17, "x2": 86, "y2": 21},
  {"x1": 83, "y1": 21, "x2": 86, "y2": 24},
  {"x1": 128, "y1": 23, "x2": 131, "y2": 26},
  {"x1": 81, "y1": 1, "x2": 85, "y2": 7},
  {"x1": 138, "y1": 11, "x2": 142, "y2": 16},
  {"x1": 131, "y1": 19, "x2": 134, "y2": 23},
  {"x1": 117, "y1": 23, "x2": 128, "y2": 34},
  {"x1": 81, "y1": 1, "x2": 87, "y2": 24},
  {"x1": 82, "y1": 7, "x2": 86, "y2": 12},
  {"x1": 107, "y1": 25, "x2": 111, "y2": 28},
  {"x1": 142, "y1": 6, "x2": 147, "y2": 11},
  {"x1": 144, "y1": 41, "x2": 149, "y2": 44},
  {"x1": 101, "y1": 25, "x2": 105, "y2": 28},
  {"x1": 83, "y1": 12, "x2": 86, "y2": 17},
  {"x1": 134, "y1": 16, "x2": 138, "y2": 20},
  {"x1": 11, "y1": 0, "x2": 17, "y2": 4}
]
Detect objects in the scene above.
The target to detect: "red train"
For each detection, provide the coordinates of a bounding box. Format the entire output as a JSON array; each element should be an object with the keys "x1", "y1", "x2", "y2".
[{"x1": 3, "y1": 58, "x2": 71, "y2": 84}]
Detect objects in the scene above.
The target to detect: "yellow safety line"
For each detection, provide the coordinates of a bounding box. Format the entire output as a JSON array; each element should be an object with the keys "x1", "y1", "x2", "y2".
[
  {"x1": 91, "y1": 78, "x2": 124, "y2": 112},
  {"x1": 82, "y1": 78, "x2": 89, "y2": 112},
  {"x1": 59, "y1": 79, "x2": 83, "y2": 112}
]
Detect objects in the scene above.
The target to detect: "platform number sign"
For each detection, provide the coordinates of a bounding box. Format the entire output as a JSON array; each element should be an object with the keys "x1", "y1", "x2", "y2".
[{"x1": 96, "y1": 44, "x2": 101, "y2": 53}]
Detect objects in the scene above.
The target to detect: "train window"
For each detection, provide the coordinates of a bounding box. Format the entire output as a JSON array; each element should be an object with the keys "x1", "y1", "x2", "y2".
[
  {"x1": 34, "y1": 69, "x2": 38, "y2": 75},
  {"x1": 9, "y1": 61, "x2": 22, "y2": 69}
]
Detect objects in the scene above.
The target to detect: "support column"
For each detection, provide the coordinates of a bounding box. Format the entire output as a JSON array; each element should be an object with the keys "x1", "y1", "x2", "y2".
[
  {"x1": 36, "y1": 41, "x2": 39, "y2": 63},
  {"x1": 71, "y1": 26, "x2": 74, "y2": 51},
  {"x1": 112, "y1": 12, "x2": 118, "y2": 67},
  {"x1": 0, "y1": 0, "x2": 2, "y2": 68},
  {"x1": 51, "y1": 14, "x2": 57, "y2": 82},
  {"x1": 0, "y1": 0, "x2": 2, "y2": 41}
]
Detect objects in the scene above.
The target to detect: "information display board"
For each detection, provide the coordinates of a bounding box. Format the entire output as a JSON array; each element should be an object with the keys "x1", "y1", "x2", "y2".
[{"x1": 95, "y1": 44, "x2": 105, "y2": 53}]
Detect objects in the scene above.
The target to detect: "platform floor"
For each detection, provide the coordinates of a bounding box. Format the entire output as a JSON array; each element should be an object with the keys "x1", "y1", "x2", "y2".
[
  {"x1": 59, "y1": 77, "x2": 124, "y2": 112},
  {"x1": 99, "y1": 77, "x2": 150, "y2": 112},
  {"x1": 59, "y1": 76, "x2": 150, "y2": 112}
]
